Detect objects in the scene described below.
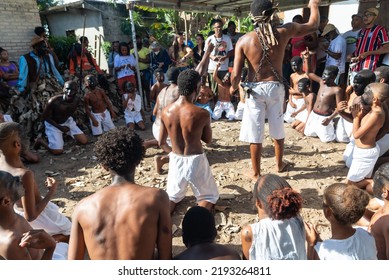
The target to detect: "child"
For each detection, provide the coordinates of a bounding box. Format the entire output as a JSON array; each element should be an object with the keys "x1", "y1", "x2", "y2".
[
  {"x1": 194, "y1": 76, "x2": 213, "y2": 117},
  {"x1": 291, "y1": 77, "x2": 315, "y2": 134},
  {"x1": 114, "y1": 42, "x2": 137, "y2": 94},
  {"x1": 369, "y1": 163, "x2": 389, "y2": 259},
  {"x1": 150, "y1": 68, "x2": 167, "y2": 122},
  {"x1": 84, "y1": 75, "x2": 116, "y2": 136},
  {"x1": 305, "y1": 183, "x2": 377, "y2": 260},
  {"x1": 241, "y1": 174, "x2": 306, "y2": 260},
  {"x1": 122, "y1": 81, "x2": 145, "y2": 130},
  {"x1": 212, "y1": 62, "x2": 235, "y2": 121},
  {"x1": 304, "y1": 65, "x2": 343, "y2": 142},
  {"x1": 347, "y1": 83, "x2": 388, "y2": 193},
  {"x1": 336, "y1": 69, "x2": 375, "y2": 143},
  {"x1": 234, "y1": 67, "x2": 248, "y2": 121},
  {"x1": 284, "y1": 56, "x2": 309, "y2": 123}
]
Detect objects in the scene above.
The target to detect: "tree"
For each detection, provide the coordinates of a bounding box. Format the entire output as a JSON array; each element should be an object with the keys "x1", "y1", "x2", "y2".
[{"x1": 36, "y1": 0, "x2": 58, "y2": 11}]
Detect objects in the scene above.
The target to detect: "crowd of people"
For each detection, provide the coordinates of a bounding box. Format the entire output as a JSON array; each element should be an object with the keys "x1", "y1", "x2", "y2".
[{"x1": 0, "y1": 0, "x2": 389, "y2": 261}]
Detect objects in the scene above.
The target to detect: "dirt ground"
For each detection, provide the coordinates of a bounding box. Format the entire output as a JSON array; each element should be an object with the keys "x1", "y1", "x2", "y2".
[{"x1": 28, "y1": 112, "x2": 348, "y2": 257}]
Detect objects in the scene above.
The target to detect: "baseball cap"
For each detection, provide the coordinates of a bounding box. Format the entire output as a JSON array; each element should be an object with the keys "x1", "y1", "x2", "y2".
[
  {"x1": 364, "y1": 7, "x2": 379, "y2": 16},
  {"x1": 321, "y1": 23, "x2": 337, "y2": 36}
]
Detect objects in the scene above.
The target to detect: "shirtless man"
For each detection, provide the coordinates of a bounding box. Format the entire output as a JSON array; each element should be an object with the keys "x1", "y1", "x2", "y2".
[
  {"x1": 336, "y1": 69, "x2": 375, "y2": 143},
  {"x1": 0, "y1": 170, "x2": 58, "y2": 260},
  {"x1": 304, "y1": 65, "x2": 343, "y2": 142},
  {"x1": 212, "y1": 62, "x2": 235, "y2": 121},
  {"x1": 369, "y1": 163, "x2": 389, "y2": 259},
  {"x1": 347, "y1": 83, "x2": 388, "y2": 193},
  {"x1": 160, "y1": 69, "x2": 219, "y2": 213},
  {"x1": 174, "y1": 206, "x2": 240, "y2": 260},
  {"x1": 34, "y1": 80, "x2": 88, "y2": 155},
  {"x1": 68, "y1": 127, "x2": 171, "y2": 260},
  {"x1": 194, "y1": 76, "x2": 213, "y2": 117},
  {"x1": 230, "y1": 0, "x2": 320, "y2": 180},
  {"x1": 291, "y1": 77, "x2": 315, "y2": 134},
  {"x1": 150, "y1": 68, "x2": 167, "y2": 121},
  {"x1": 0, "y1": 122, "x2": 71, "y2": 244},
  {"x1": 284, "y1": 56, "x2": 308, "y2": 123},
  {"x1": 84, "y1": 75, "x2": 116, "y2": 136}
]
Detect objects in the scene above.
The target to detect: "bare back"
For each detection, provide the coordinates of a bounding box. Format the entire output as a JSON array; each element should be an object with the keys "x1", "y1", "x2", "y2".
[
  {"x1": 369, "y1": 206, "x2": 389, "y2": 259},
  {"x1": 174, "y1": 243, "x2": 241, "y2": 260},
  {"x1": 154, "y1": 84, "x2": 179, "y2": 125},
  {"x1": 161, "y1": 98, "x2": 211, "y2": 155},
  {"x1": 68, "y1": 183, "x2": 171, "y2": 260}
]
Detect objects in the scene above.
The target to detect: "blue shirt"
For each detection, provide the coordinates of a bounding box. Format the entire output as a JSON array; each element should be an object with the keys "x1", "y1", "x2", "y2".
[{"x1": 17, "y1": 51, "x2": 64, "y2": 92}]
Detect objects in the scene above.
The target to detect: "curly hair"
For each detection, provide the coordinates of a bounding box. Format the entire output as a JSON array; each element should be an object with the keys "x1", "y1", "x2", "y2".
[
  {"x1": 177, "y1": 69, "x2": 201, "y2": 96},
  {"x1": 93, "y1": 127, "x2": 145, "y2": 176},
  {"x1": 0, "y1": 122, "x2": 28, "y2": 154},
  {"x1": 254, "y1": 174, "x2": 303, "y2": 220},
  {"x1": 324, "y1": 183, "x2": 369, "y2": 225}
]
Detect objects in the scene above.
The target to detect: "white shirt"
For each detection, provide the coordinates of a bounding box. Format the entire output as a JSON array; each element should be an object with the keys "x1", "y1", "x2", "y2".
[
  {"x1": 114, "y1": 54, "x2": 136, "y2": 79},
  {"x1": 249, "y1": 216, "x2": 307, "y2": 260},
  {"x1": 315, "y1": 228, "x2": 377, "y2": 260},
  {"x1": 124, "y1": 93, "x2": 142, "y2": 113},
  {"x1": 204, "y1": 34, "x2": 233, "y2": 72},
  {"x1": 325, "y1": 35, "x2": 347, "y2": 74},
  {"x1": 342, "y1": 29, "x2": 361, "y2": 60}
]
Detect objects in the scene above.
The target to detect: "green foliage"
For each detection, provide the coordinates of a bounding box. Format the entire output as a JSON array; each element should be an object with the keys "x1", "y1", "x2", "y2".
[
  {"x1": 36, "y1": 0, "x2": 58, "y2": 11},
  {"x1": 101, "y1": 41, "x2": 112, "y2": 59},
  {"x1": 48, "y1": 35, "x2": 77, "y2": 64}
]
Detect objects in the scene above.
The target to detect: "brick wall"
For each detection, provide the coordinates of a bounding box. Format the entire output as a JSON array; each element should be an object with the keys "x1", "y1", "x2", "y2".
[{"x1": 0, "y1": 0, "x2": 42, "y2": 62}]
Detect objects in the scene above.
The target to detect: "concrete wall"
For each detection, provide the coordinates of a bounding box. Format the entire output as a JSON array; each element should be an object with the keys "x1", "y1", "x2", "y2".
[{"x1": 0, "y1": 0, "x2": 42, "y2": 62}]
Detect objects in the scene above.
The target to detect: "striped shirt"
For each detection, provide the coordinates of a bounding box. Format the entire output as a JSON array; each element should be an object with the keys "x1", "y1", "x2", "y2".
[{"x1": 353, "y1": 24, "x2": 389, "y2": 71}]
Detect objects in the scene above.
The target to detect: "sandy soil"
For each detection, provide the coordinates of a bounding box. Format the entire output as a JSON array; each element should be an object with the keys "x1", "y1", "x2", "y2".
[{"x1": 28, "y1": 113, "x2": 348, "y2": 257}]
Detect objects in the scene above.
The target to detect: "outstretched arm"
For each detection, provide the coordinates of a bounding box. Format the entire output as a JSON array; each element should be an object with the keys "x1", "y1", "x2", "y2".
[{"x1": 285, "y1": 0, "x2": 320, "y2": 38}]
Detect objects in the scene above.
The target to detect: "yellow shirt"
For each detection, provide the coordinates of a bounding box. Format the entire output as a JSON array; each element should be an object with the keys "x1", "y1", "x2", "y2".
[{"x1": 131, "y1": 47, "x2": 150, "y2": 71}]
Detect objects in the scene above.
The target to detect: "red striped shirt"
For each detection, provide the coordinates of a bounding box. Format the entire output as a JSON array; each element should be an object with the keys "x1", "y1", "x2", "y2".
[{"x1": 353, "y1": 24, "x2": 389, "y2": 71}]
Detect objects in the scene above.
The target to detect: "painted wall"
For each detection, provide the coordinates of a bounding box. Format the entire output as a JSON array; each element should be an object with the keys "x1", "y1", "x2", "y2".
[{"x1": 0, "y1": 0, "x2": 42, "y2": 62}]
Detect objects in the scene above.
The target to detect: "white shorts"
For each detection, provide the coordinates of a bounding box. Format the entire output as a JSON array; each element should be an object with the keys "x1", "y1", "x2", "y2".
[
  {"x1": 377, "y1": 134, "x2": 389, "y2": 157},
  {"x1": 295, "y1": 109, "x2": 308, "y2": 123},
  {"x1": 335, "y1": 116, "x2": 352, "y2": 143},
  {"x1": 284, "y1": 96, "x2": 305, "y2": 123},
  {"x1": 347, "y1": 145, "x2": 380, "y2": 182},
  {"x1": 239, "y1": 81, "x2": 285, "y2": 143},
  {"x1": 304, "y1": 111, "x2": 335, "y2": 142},
  {"x1": 212, "y1": 101, "x2": 235, "y2": 120},
  {"x1": 14, "y1": 201, "x2": 72, "y2": 236},
  {"x1": 44, "y1": 117, "x2": 83, "y2": 150},
  {"x1": 89, "y1": 109, "x2": 115, "y2": 135},
  {"x1": 124, "y1": 110, "x2": 143, "y2": 125},
  {"x1": 167, "y1": 152, "x2": 219, "y2": 204},
  {"x1": 343, "y1": 137, "x2": 355, "y2": 168},
  {"x1": 234, "y1": 101, "x2": 245, "y2": 120},
  {"x1": 152, "y1": 122, "x2": 171, "y2": 147}
]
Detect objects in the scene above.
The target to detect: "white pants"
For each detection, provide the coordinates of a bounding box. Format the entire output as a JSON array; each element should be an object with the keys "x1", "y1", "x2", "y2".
[
  {"x1": 335, "y1": 116, "x2": 352, "y2": 143},
  {"x1": 347, "y1": 145, "x2": 380, "y2": 182},
  {"x1": 212, "y1": 101, "x2": 235, "y2": 120},
  {"x1": 304, "y1": 111, "x2": 335, "y2": 143},
  {"x1": 284, "y1": 97, "x2": 305, "y2": 123},
  {"x1": 44, "y1": 117, "x2": 83, "y2": 150},
  {"x1": 89, "y1": 109, "x2": 115, "y2": 135}
]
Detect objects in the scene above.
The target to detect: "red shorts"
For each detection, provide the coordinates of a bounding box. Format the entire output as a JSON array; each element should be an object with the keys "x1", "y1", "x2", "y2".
[{"x1": 118, "y1": 75, "x2": 137, "y2": 93}]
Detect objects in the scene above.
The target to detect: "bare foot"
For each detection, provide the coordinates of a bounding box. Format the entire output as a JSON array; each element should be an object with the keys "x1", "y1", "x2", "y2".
[
  {"x1": 277, "y1": 161, "x2": 293, "y2": 173},
  {"x1": 242, "y1": 168, "x2": 260, "y2": 182},
  {"x1": 154, "y1": 155, "x2": 164, "y2": 175}
]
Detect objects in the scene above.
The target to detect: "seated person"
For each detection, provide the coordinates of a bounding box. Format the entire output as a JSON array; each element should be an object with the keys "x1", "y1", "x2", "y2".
[
  {"x1": 194, "y1": 76, "x2": 213, "y2": 117},
  {"x1": 305, "y1": 183, "x2": 377, "y2": 260},
  {"x1": 34, "y1": 80, "x2": 88, "y2": 155},
  {"x1": 84, "y1": 75, "x2": 116, "y2": 136},
  {"x1": 122, "y1": 81, "x2": 145, "y2": 130},
  {"x1": 212, "y1": 63, "x2": 235, "y2": 121},
  {"x1": 304, "y1": 65, "x2": 343, "y2": 142},
  {"x1": 369, "y1": 163, "x2": 389, "y2": 259},
  {"x1": 291, "y1": 78, "x2": 315, "y2": 134},
  {"x1": 174, "y1": 206, "x2": 240, "y2": 260},
  {"x1": 0, "y1": 170, "x2": 63, "y2": 260},
  {"x1": 284, "y1": 56, "x2": 308, "y2": 123},
  {"x1": 241, "y1": 174, "x2": 306, "y2": 260}
]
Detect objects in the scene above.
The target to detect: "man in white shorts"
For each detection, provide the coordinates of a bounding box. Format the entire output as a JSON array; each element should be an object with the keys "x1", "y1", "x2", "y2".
[
  {"x1": 160, "y1": 69, "x2": 219, "y2": 213},
  {"x1": 35, "y1": 80, "x2": 88, "y2": 154},
  {"x1": 230, "y1": 0, "x2": 320, "y2": 180}
]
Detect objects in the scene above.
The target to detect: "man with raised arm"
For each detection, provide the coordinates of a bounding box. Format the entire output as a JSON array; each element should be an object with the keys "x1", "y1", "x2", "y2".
[{"x1": 230, "y1": 0, "x2": 320, "y2": 180}]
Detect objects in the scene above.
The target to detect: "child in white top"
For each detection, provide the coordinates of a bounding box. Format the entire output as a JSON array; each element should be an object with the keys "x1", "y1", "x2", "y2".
[
  {"x1": 305, "y1": 183, "x2": 377, "y2": 260},
  {"x1": 122, "y1": 81, "x2": 145, "y2": 130}
]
